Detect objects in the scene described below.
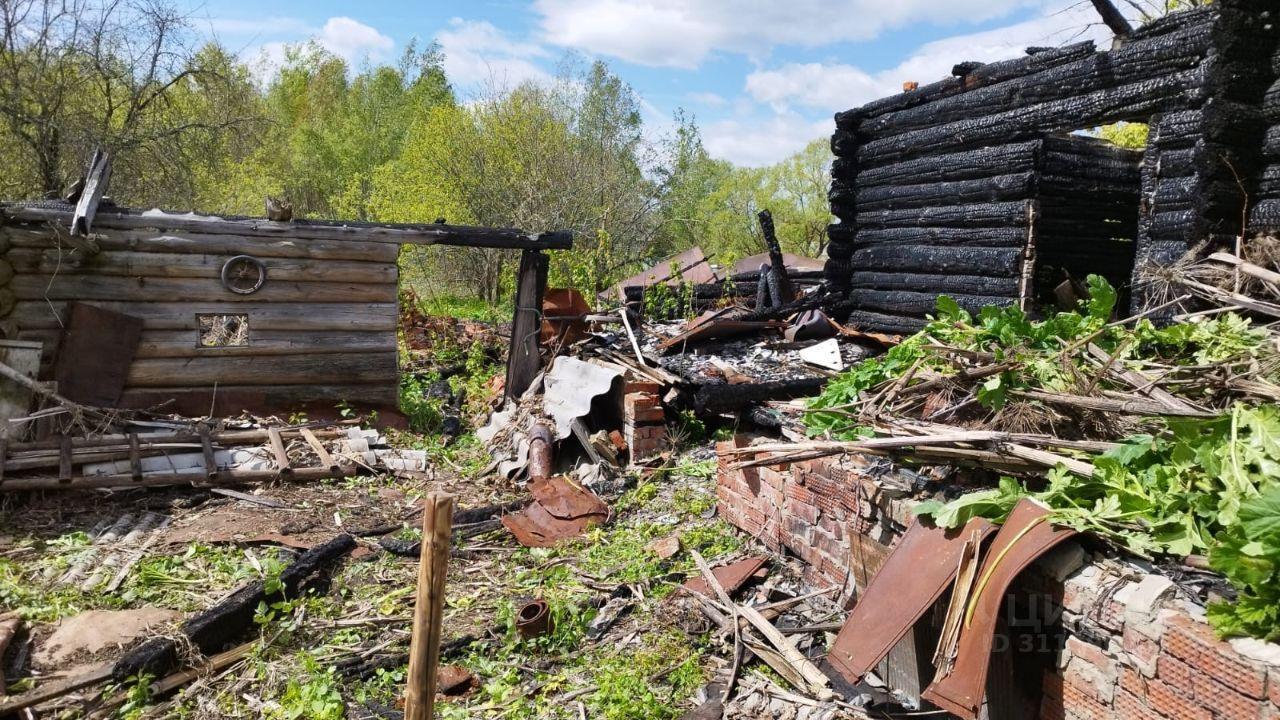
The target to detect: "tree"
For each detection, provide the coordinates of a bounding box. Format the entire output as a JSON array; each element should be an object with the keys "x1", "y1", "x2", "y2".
[{"x1": 0, "y1": 0, "x2": 259, "y2": 200}]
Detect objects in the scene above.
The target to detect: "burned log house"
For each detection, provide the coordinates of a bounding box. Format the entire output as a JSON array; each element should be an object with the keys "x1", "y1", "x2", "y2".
[
  {"x1": 824, "y1": 1, "x2": 1279, "y2": 332},
  {"x1": 0, "y1": 203, "x2": 570, "y2": 417}
]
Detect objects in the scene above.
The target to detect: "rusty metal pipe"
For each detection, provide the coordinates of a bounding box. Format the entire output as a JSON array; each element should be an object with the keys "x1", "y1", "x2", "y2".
[
  {"x1": 527, "y1": 423, "x2": 554, "y2": 482},
  {"x1": 515, "y1": 599, "x2": 552, "y2": 639}
]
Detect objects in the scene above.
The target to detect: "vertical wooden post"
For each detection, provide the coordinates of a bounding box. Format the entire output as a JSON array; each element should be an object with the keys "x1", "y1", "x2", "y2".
[
  {"x1": 404, "y1": 492, "x2": 455, "y2": 720},
  {"x1": 505, "y1": 249, "x2": 549, "y2": 401},
  {"x1": 757, "y1": 210, "x2": 794, "y2": 304}
]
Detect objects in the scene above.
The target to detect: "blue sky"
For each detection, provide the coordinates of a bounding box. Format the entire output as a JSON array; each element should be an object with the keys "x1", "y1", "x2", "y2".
[{"x1": 189, "y1": 0, "x2": 1138, "y2": 166}]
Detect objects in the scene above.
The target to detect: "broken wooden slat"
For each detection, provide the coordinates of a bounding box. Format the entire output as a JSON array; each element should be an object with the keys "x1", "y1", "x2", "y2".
[
  {"x1": 299, "y1": 427, "x2": 338, "y2": 472},
  {"x1": 267, "y1": 426, "x2": 292, "y2": 475},
  {"x1": 58, "y1": 434, "x2": 72, "y2": 481},
  {"x1": 128, "y1": 433, "x2": 142, "y2": 480},
  {"x1": 199, "y1": 424, "x2": 218, "y2": 481},
  {"x1": 71, "y1": 149, "x2": 112, "y2": 238}
]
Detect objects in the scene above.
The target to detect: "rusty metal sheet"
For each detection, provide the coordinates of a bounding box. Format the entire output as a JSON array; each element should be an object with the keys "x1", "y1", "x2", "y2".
[
  {"x1": 528, "y1": 476, "x2": 608, "y2": 520},
  {"x1": 54, "y1": 303, "x2": 142, "y2": 407},
  {"x1": 541, "y1": 288, "x2": 592, "y2": 347},
  {"x1": 606, "y1": 247, "x2": 719, "y2": 300},
  {"x1": 681, "y1": 555, "x2": 768, "y2": 598},
  {"x1": 658, "y1": 310, "x2": 782, "y2": 352},
  {"x1": 921, "y1": 500, "x2": 1078, "y2": 720},
  {"x1": 826, "y1": 516, "x2": 996, "y2": 686},
  {"x1": 732, "y1": 252, "x2": 825, "y2": 276},
  {"x1": 502, "y1": 476, "x2": 610, "y2": 548}
]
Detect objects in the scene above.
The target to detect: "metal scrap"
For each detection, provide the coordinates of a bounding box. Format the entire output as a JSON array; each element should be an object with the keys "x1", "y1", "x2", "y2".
[{"x1": 501, "y1": 476, "x2": 611, "y2": 547}]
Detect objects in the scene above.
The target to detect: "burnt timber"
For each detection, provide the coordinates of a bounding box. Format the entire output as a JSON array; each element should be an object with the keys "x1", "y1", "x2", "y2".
[{"x1": 824, "y1": 1, "x2": 1280, "y2": 333}]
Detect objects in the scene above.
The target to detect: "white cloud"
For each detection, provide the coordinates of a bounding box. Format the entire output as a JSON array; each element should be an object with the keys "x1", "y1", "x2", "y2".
[
  {"x1": 534, "y1": 0, "x2": 1047, "y2": 68},
  {"x1": 436, "y1": 18, "x2": 552, "y2": 90},
  {"x1": 742, "y1": 1, "x2": 1124, "y2": 113},
  {"x1": 315, "y1": 17, "x2": 395, "y2": 65},
  {"x1": 703, "y1": 112, "x2": 833, "y2": 167},
  {"x1": 686, "y1": 91, "x2": 728, "y2": 107}
]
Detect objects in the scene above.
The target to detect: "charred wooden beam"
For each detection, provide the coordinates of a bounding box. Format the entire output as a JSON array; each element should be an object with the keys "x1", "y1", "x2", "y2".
[
  {"x1": 854, "y1": 202, "x2": 1032, "y2": 230},
  {"x1": 848, "y1": 142, "x2": 1041, "y2": 188},
  {"x1": 113, "y1": 534, "x2": 355, "y2": 681},
  {"x1": 848, "y1": 271, "x2": 1020, "y2": 297},
  {"x1": 854, "y1": 25, "x2": 1210, "y2": 141},
  {"x1": 849, "y1": 226, "x2": 1028, "y2": 248},
  {"x1": 842, "y1": 172, "x2": 1036, "y2": 212},
  {"x1": 0, "y1": 205, "x2": 574, "y2": 251},
  {"x1": 848, "y1": 289, "x2": 1017, "y2": 316},
  {"x1": 837, "y1": 42, "x2": 1096, "y2": 126},
  {"x1": 757, "y1": 210, "x2": 794, "y2": 304},
  {"x1": 1089, "y1": 0, "x2": 1134, "y2": 40},
  {"x1": 692, "y1": 378, "x2": 828, "y2": 415}
]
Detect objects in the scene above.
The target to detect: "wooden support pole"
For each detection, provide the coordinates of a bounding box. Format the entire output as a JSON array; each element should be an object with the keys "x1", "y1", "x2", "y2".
[
  {"x1": 405, "y1": 492, "x2": 454, "y2": 720},
  {"x1": 504, "y1": 250, "x2": 549, "y2": 401}
]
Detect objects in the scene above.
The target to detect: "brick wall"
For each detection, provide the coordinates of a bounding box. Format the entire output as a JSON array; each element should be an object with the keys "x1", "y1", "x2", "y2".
[
  {"x1": 716, "y1": 437, "x2": 1280, "y2": 720},
  {"x1": 623, "y1": 380, "x2": 666, "y2": 463}
]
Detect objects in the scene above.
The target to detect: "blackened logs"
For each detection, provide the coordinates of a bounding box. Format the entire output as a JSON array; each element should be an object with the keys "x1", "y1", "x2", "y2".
[
  {"x1": 1252, "y1": 199, "x2": 1280, "y2": 229},
  {"x1": 851, "y1": 227, "x2": 1029, "y2": 248},
  {"x1": 848, "y1": 289, "x2": 1016, "y2": 316},
  {"x1": 1129, "y1": 6, "x2": 1216, "y2": 42},
  {"x1": 848, "y1": 142, "x2": 1041, "y2": 187},
  {"x1": 855, "y1": 67, "x2": 1208, "y2": 167},
  {"x1": 849, "y1": 245, "x2": 1024, "y2": 276},
  {"x1": 843, "y1": 172, "x2": 1036, "y2": 212},
  {"x1": 692, "y1": 378, "x2": 829, "y2": 415},
  {"x1": 855, "y1": 202, "x2": 1031, "y2": 230},
  {"x1": 848, "y1": 271, "x2": 1020, "y2": 297},
  {"x1": 837, "y1": 42, "x2": 1096, "y2": 126},
  {"x1": 845, "y1": 310, "x2": 928, "y2": 335},
  {"x1": 856, "y1": 25, "x2": 1211, "y2": 140},
  {"x1": 113, "y1": 534, "x2": 355, "y2": 681}
]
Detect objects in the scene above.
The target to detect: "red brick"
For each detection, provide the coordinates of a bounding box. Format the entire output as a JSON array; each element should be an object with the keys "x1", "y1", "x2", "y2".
[
  {"x1": 1270, "y1": 673, "x2": 1280, "y2": 708},
  {"x1": 1114, "y1": 689, "x2": 1165, "y2": 720},
  {"x1": 1069, "y1": 636, "x2": 1118, "y2": 676},
  {"x1": 1191, "y1": 672, "x2": 1266, "y2": 720},
  {"x1": 786, "y1": 497, "x2": 819, "y2": 526},
  {"x1": 1158, "y1": 653, "x2": 1195, "y2": 690},
  {"x1": 1147, "y1": 679, "x2": 1212, "y2": 720},
  {"x1": 1062, "y1": 676, "x2": 1111, "y2": 720},
  {"x1": 1119, "y1": 668, "x2": 1148, "y2": 700},
  {"x1": 1123, "y1": 624, "x2": 1161, "y2": 677},
  {"x1": 1168, "y1": 616, "x2": 1268, "y2": 700},
  {"x1": 622, "y1": 379, "x2": 661, "y2": 395}
]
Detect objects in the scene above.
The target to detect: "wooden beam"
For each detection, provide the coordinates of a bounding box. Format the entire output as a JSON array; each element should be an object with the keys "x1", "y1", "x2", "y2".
[
  {"x1": 504, "y1": 249, "x2": 548, "y2": 401},
  {"x1": 71, "y1": 149, "x2": 111, "y2": 238},
  {"x1": 1, "y1": 205, "x2": 573, "y2": 250},
  {"x1": 1089, "y1": 0, "x2": 1134, "y2": 40}
]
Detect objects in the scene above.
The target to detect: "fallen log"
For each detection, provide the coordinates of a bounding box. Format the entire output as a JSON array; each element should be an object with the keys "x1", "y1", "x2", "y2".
[{"x1": 112, "y1": 534, "x2": 355, "y2": 681}]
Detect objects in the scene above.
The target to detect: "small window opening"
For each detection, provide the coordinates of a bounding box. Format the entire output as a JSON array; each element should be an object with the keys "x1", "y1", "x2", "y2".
[{"x1": 198, "y1": 314, "x2": 249, "y2": 347}]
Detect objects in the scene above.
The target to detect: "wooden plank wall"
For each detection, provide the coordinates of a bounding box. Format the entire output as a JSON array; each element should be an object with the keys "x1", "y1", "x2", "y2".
[{"x1": 0, "y1": 221, "x2": 401, "y2": 412}]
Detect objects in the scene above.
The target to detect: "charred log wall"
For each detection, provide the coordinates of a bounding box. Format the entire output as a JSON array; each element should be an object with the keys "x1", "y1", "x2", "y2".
[
  {"x1": 827, "y1": 2, "x2": 1277, "y2": 333},
  {"x1": 1247, "y1": 14, "x2": 1280, "y2": 233}
]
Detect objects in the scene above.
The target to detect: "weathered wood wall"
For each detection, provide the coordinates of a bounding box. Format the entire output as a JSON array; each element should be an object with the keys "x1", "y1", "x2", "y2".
[
  {"x1": 827, "y1": 1, "x2": 1279, "y2": 333},
  {"x1": 0, "y1": 214, "x2": 402, "y2": 413}
]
